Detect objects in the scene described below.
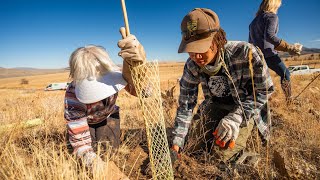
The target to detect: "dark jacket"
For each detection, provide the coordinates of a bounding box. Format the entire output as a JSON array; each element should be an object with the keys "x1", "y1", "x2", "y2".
[{"x1": 249, "y1": 12, "x2": 281, "y2": 58}]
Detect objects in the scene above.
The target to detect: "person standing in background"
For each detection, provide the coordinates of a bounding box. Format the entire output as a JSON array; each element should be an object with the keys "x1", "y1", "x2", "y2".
[{"x1": 249, "y1": 0, "x2": 302, "y2": 101}]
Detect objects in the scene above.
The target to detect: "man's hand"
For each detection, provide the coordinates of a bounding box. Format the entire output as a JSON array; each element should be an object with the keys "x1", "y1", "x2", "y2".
[
  {"x1": 213, "y1": 118, "x2": 240, "y2": 149},
  {"x1": 118, "y1": 27, "x2": 146, "y2": 67}
]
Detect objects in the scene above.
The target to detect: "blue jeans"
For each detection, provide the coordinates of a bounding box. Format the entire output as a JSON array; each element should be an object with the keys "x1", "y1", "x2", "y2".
[{"x1": 265, "y1": 55, "x2": 290, "y2": 82}]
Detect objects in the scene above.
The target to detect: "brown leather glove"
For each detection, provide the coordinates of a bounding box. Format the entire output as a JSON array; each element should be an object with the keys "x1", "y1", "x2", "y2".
[
  {"x1": 275, "y1": 40, "x2": 300, "y2": 56},
  {"x1": 118, "y1": 27, "x2": 147, "y2": 95}
]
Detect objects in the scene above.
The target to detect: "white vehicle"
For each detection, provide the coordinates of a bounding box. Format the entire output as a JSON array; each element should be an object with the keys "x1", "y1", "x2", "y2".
[
  {"x1": 288, "y1": 65, "x2": 320, "y2": 75},
  {"x1": 45, "y1": 82, "x2": 70, "y2": 91}
]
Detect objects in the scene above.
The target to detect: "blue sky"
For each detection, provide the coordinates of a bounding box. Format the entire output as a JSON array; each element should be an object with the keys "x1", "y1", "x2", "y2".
[{"x1": 1, "y1": 0, "x2": 319, "y2": 68}]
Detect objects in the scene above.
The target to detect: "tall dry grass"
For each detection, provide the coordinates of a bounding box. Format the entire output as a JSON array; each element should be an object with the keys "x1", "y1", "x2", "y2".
[
  {"x1": 0, "y1": 88, "x2": 78, "y2": 179},
  {"x1": 0, "y1": 61, "x2": 319, "y2": 179},
  {"x1": 0, "y1": 63, "x2": 183, "y2": 179}
]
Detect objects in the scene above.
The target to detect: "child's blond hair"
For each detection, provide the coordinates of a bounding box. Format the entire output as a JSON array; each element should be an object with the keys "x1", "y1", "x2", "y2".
[{"x1": 69, "y1": 45, "x2": 119, "y2": 83}]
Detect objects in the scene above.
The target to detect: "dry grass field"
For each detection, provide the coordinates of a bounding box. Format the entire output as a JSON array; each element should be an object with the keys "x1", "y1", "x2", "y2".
[{"x1": 0, "y1": 59, "x2": 319, "y2": 179}]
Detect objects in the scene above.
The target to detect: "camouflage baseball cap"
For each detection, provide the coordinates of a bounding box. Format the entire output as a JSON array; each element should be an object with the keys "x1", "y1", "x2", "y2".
[{"x1": 178, "y1": 8, "x2": 220, "y2": 53}]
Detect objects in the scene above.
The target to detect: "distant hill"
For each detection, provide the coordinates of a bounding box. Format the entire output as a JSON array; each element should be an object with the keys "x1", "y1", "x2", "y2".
[
  {"x1": 279, "y1": 47, "x2": 320, "y2": 58},
  {"x1": 0, "y1": 68, "x2": 68, "y2": 79},
  {"x1": 1, "y1": 48, "x2": 319, "y2": 79},
  {"x1": 301, "y1": 47, "x2": 320, "y2": 54},
  {"x1": 13, "y1": 67, "x2": 43, "y2": 70}
]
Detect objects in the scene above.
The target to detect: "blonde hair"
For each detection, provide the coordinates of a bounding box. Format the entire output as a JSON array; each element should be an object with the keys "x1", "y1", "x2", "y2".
[
  {"x1": 69, "y1": 45, "x2": 119, "y2": 83},
  {"x1": 256, "y1": 0, "x2": 282, "y2": 16}
]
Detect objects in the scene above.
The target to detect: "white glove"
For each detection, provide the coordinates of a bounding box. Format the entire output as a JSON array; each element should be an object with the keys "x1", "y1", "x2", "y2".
[
  {"x1": 293, "y1": 43, "x2": 303, "y2": 55},
  {"x1": 118, "y1": 34, "x2": 146, "y2": 66},
  {"x1": 213, "y1": 118, "x2": 241, "y2": 149}
]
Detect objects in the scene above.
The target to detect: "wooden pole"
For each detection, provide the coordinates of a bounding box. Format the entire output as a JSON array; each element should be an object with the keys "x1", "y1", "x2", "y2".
[{"x1": 120, "y1": 0, "x2": 130, "y2": 36}]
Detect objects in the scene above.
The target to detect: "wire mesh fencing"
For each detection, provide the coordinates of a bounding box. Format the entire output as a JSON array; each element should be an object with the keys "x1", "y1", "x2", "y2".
[{"x1": 131, "y1": 60, "x2": 174, "y2": 180}]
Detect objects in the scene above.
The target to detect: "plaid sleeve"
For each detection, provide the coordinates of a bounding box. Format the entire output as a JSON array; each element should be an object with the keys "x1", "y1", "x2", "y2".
[
  {"x1": 172, "y1": 60, "x2": 200, "y2": 148},
  {"x1": 242, "y1": 44, "x2": 274, "y2": 137},
  {"x1": 222, "y1": 42, "x2": 274, "y2": 140},
  {"x1": 64, "y1": 84, "x2": 93, "y2": 157}
]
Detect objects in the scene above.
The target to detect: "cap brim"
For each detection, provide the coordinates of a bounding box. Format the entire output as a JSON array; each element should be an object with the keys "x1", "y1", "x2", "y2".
[
  {"x1": 75, "y1": 71, "x2": 127, "y2": 104},
  {"x1": 178, "y1": 33, "x2": 215, "y2": 53}
]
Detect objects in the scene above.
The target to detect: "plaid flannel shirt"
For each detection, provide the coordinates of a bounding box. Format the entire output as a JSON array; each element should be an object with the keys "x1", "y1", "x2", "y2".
[
  {"x1": 172, "y1": 41, "x2": 274, "y2": 148},
  {"x1": 64, "y1": 82, "x2": 118, "y2": 157}
]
